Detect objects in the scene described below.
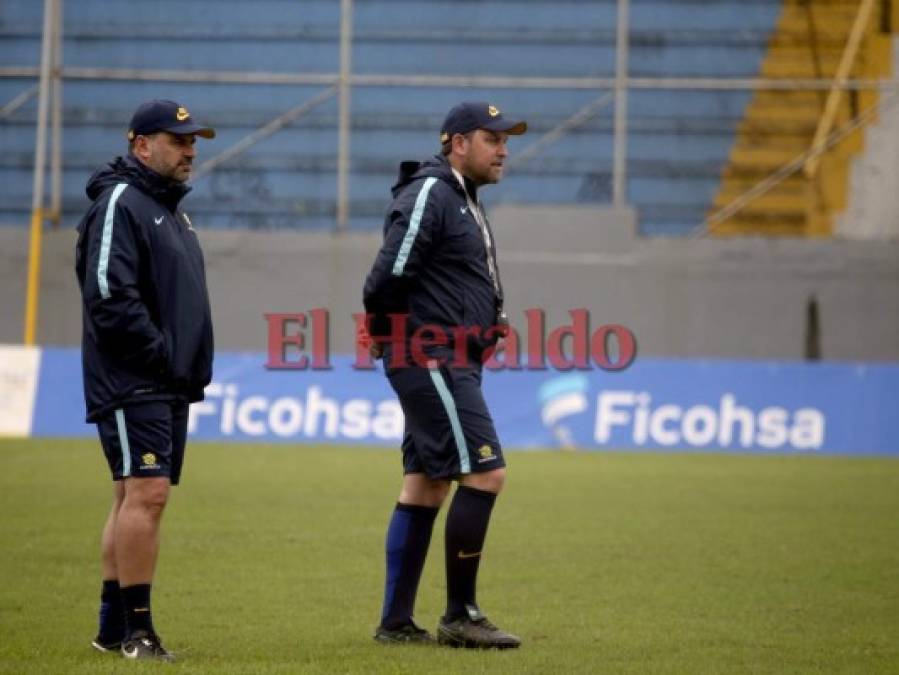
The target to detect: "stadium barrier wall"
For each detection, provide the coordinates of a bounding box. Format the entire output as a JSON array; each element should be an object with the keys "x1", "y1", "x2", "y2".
[
  {"x1": 3, "y1": 215, "x2": 899, "y2": 363},
  {"x1": 4, "y1": 345, "x2": 897, "y2": 456}
]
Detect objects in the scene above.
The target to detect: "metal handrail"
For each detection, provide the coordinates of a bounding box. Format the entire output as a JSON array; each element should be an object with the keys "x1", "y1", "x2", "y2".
[
  {"x1": 507, "y1": 92, "x2": 615, "y2": 170},
  {"x1": 804, "y1": 0, "x2": 878, "y2": 178},
  {"x1": 0, "y1": 84, "x2": 39, "y2": 120},
  {"x1": 2, "y1": 66, "x2": 899, "y2": 91},
  {"x1": 191, "y1": 87, "x2": 338, "y2": 181}
]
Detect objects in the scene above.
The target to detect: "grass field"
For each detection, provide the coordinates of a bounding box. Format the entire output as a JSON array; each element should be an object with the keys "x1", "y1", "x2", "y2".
[{"x1": 1, "y1": 439, "x2": 897, "y2": 674}]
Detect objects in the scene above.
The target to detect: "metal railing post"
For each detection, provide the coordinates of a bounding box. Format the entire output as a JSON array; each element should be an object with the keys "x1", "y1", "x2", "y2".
[
  {"x1": 336, "y1": 0, "x2": 353, "y2": 232},
  {"x1": 612, "y1": 0, "x2": 630, "y2": 207},
  {"x1": 50, "y1": 0, "x2": 63, "y2": 226},
  {"x1": 24, "y1": 0, "x2": 56, "y2": 345}
]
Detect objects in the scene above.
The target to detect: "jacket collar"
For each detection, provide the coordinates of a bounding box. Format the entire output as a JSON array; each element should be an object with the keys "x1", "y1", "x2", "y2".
[
  {"x1": 392, "y1": 154, "x2": 478, "y2": 201},
  {"x1": 86, "y1": 155, "x2": 191, "y2": 212},
  {"x1": 122, "y1": 154, "x2": 192, "y2": 212}
]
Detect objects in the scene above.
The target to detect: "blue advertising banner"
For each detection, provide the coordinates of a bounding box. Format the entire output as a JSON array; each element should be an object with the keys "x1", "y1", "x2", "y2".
[{"x1": 29, "y1": 347, "x2": 899, "y2": 455}]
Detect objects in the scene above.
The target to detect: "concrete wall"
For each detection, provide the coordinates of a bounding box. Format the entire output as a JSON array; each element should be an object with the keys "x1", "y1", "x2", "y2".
[
  {"x1": 836, "y1": 36, "x2": 899, "y2": 241},
  {"x1": 2, "y1": 205, "x2": 898, "y2": 360}
]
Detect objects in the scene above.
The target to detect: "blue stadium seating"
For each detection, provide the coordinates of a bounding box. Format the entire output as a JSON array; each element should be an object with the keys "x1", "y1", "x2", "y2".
[{"x1": 0, "y1": 0, "x2": 781, "y2": 235}]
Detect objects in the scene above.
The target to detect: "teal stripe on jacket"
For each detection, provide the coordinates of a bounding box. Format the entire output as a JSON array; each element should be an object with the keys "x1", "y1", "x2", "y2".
[
  {"x1": 97, "y1": 183, "x2": 129, "y2": 300},
  {"x1": 392, "y1": 177, "x2": 437, "y2": 277}
]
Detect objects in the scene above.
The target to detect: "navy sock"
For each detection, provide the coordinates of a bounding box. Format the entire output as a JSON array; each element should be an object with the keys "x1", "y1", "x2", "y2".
[
  {"x1": 444, "y1": 485, "x2": 497, "y2": 620},
  {"x1": 97, "y1": 579, "x2": 124, "y2": 641},
  {"x1": 121, "y1": 584, "x2": 155, "y2": 638},
  {"x1": 380, "y1": 502, "x2": 439, "y2": 630}
]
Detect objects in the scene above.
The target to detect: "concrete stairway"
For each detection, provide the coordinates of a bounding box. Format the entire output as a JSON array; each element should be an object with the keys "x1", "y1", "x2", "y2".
[{"x1": 711, "y1": 0, "x2": 895, "y2": 236}]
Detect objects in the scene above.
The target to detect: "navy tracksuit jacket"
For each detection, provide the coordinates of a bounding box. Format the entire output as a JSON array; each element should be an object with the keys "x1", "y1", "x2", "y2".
[
  {"x1": 363, "y1": 154, "x2": 504, "y2": 360},
  {"x1": 75, "y1": 155, "x2": 214, "y2": 422}
]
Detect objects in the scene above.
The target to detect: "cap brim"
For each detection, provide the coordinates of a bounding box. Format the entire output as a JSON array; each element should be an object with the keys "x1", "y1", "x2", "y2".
[
  {"x1": 162, "y1": 123, "x2": 216, "y2": 139},
  {"x1": 483, "y1": 119, "x2": 527, "y2": 135}
]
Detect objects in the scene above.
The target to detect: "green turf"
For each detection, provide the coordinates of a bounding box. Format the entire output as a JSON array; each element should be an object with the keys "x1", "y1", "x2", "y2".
[{"x1": 0, "y1": 439, "x2": 897, "y2": 674}]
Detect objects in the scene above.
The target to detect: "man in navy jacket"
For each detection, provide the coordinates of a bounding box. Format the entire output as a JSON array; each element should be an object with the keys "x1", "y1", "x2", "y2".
[
  {"x1": 75, "y1": 99, "x2": 214, "y2": 661},
  {"x1": 364, "y1": 102, "x2": 526, "y2": 648}
]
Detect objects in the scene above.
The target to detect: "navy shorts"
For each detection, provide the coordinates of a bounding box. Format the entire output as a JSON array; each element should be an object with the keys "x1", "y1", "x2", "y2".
[
  {"x1": 96, "y1": 400, "x2": 189, "y2": 485},
  {"x1": 386, "y1": 356, "x2": 505, "y2": 480}
]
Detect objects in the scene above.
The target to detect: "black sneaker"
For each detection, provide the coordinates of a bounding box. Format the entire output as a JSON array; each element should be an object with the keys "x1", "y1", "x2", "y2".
[
  {"x1": 90, "y1": 635, "x2": 122, "y2": 653},
  {"x1": 374, "y1": 620, "x2": 436, "y2": 644},
  {"x1": 437, "y1": 605, "x2": 521, "y2": 649},
  {"x1": 120, "y1": 631, "x2": 175, "y2": 662}
]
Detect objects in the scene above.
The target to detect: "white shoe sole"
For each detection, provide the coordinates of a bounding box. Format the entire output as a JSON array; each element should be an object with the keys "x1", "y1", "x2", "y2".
[{"x1": 90, "y1": 639, "x2": 121, "y2": 653}]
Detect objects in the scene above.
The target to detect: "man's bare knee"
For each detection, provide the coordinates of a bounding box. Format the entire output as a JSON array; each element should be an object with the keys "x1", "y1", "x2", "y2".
[
  {"x1": 460, "y1": 467, "x2": 506, "y2": 494},
  {"x1": 399, "y1": 473, "x2": 451, "y2": 507},
  {"x1": 124, "y1": 478, "x2": 170, "y2": 517}
]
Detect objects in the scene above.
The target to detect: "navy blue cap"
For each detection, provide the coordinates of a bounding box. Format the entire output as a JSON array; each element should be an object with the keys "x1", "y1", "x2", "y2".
[
  {"x1": 127, "y1": 99, "x2": 215, "y2": 141},
  {"x1": 440, "y1": 102, "x2": 527, "y2": 144}
]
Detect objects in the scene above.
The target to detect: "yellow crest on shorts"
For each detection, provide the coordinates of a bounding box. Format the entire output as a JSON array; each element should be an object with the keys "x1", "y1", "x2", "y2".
[
  {"x1": 141, "y1": 452, "x2": 157, "y2": 466},
  {"x1": 487, "y1": 105, "x2": 500, "y2": 117},
  {"x1": 176, "y1": 107, "x2": 190, "y2": 122},
  {"x1": 478, "y1": 445, "x2": 493, "y2": 459}
]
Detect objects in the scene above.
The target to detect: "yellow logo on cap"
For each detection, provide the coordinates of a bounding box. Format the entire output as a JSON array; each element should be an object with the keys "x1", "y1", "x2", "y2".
[
  {"x1": 141, "y1": 452, "x2": 156, "y2": 466},
  {"x1": 127, "y1": 130, "x2": 135, "y2": 141},
  {"x1": 440, "y1": 132, "x2": 450, "y2": 143},
  {"x1": 176, "y1": 107, "x2": 190, "y2": 122},
  {"x1": 488, "y1": 105, "x2": 500, "y2": 117}
]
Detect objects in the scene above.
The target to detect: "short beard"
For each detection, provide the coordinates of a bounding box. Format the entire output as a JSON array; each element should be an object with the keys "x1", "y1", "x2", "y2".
[
  {"x1": 462, "y1": 162, "x2": 495, "y2": 187},
  {"x1": 156, "y1": 162, "x2": 189, "y2": 183}
]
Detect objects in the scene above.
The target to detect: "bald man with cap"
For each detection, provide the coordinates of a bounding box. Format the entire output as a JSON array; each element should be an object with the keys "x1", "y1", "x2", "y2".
[
  {"x1": 76, "y1": 99, "x2": 215, "y2": 661},
  {"x1": 363, "y1": 101, "x2": 526, "y2": 648}
]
